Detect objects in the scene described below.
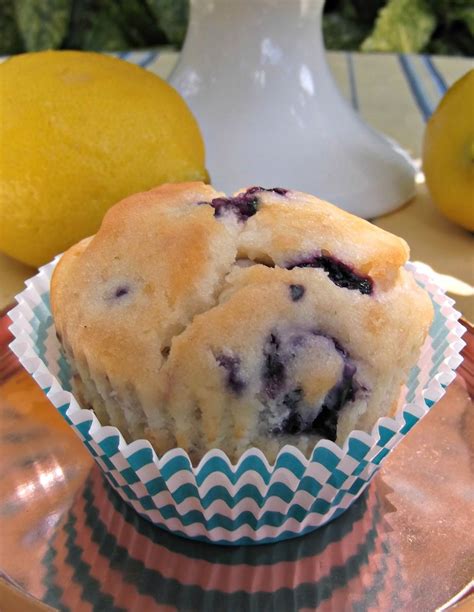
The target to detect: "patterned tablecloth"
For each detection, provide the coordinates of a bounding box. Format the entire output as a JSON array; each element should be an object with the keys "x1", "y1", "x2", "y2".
[{"x1": 0, "y1": 51, "x2": 472, "y2": 318}]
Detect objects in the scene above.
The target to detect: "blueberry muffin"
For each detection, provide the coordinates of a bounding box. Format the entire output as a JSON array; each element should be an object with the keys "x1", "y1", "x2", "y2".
[{"x1": 51, "y1": 182, "x2": 433, "y2": 463}]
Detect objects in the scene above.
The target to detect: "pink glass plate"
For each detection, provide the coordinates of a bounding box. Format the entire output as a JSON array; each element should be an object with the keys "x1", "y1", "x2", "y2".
[{"x1": 0, "y1": 310, "x2": 473, "y2": 611}]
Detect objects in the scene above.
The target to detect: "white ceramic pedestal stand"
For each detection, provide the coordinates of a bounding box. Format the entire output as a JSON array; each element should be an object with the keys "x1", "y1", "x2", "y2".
[{"x1": 170, "y1": 0, "x2": 415, "y2": 218}]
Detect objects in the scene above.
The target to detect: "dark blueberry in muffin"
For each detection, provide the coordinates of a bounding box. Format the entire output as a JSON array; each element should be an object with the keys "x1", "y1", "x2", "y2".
[
  {"x1": 289, "y1": 284, "x2": 305, "y2": 301},
  {"x1": 201, "y1": 192, "x2": 259, "y2": 222},
  {"x1": 114, "y1": 286, "x2": 130, "y2": 298},
  {"x1": 199, "y1": 187, "x2": 287, "y2": 222},
  {"x1": 245, "y1": 186, "x2": 288, "y2": 196},
  {"x1": 265, "y1": 330, "x2": 358, "y2": 441},
  {"x1": 283, "y1": 387, "x2": 304, "y2": 410},
  {"x1": 278, "y1": 388, "x2": 304, "y2": 434},
  {"x1": 287, "y1": 254, "x2": 373, "y2": 295},
  {"x1": 280, "y1": 410, "x2": 303, "y2": 435},
  {"x1": 262, "y1": 333, "x2": 286, "y2": 399},
  {"x1": 310, "y1": 406, "x2": 338, "y2": 441},
  {"x1": 311, "y1": 362, "x2": 356, "y2": 440},
  {"x1": 106, "y1": 284, "x2": 132, "y2": 302},
  {"x1": 216, "y1": 353, "x2": 246, "y2": 395}
]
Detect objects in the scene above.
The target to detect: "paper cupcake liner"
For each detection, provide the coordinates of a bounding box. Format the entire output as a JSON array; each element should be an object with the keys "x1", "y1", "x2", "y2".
[{"x1": 8, "y1": 260, "x2": 465, "y2": 545}]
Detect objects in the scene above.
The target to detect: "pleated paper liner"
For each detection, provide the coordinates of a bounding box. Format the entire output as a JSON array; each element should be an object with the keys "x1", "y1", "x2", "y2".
[{"x1": 8, "y1": 259, "x2": 465, "y2": 544}]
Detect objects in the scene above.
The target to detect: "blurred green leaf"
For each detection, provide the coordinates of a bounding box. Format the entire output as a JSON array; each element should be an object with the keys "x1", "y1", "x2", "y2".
[
  {"x1": 361, "y1": 0, "x2": 436, "y2": 53},
  {"x1": 447, "y1": 5, "x2": 474, "y2": 36},
  {"x1": 323, "y1": 13, "x2": 370, "y2": 51},
  {"x1": 426, "y1": 0, "x2": 474, "y2": 55},
  {"x1": 64, "y1": 0, "x2": 129, "y2": 51},
  {"x1": 345, "y1": 0, "x2": 386, "y2": 23},
  {"x1": 0, "y1": 0, "x2": 23, "y2": 54},
  {"x1": 324, "y1": 0, "x2": 386, "y2": 24},
  {"x1": 64, "y1": 0, "x2": 166, "y2": 52},
  {"x1": 427, "y1": 0, "x2": 471, "y2": 20},
  {"x1": 427, "y1": 31, "x2": 471, "y2": 55},
  {"x1": 145, "y1": 0, "x2": 189, "y2": 46},
  {"x1": 14, "y1": 0, "x2": 71, "y2": 51},
  {"x1": 429, "y1": 24, "x2": 474, "y2": 55},
  {"x1": 112, "y1": 0, "x2": 166, "y2": 48}
]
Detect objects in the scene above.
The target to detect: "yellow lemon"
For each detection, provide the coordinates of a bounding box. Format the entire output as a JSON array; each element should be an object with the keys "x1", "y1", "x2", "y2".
[
  {"x1": 0, "y1": 51, "x2": 208, "y2": 266},
  {"x1": 422, "y1": 69, "x2": 474, "y2": 231}
]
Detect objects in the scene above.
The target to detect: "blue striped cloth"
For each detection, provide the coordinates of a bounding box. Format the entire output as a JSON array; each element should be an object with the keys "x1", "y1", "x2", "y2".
[{"x1": 398, "y1": 54, "x2": 447, "y2": 120}]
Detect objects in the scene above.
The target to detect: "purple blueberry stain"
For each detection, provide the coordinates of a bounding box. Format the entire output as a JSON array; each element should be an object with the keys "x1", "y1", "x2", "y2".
[
  {"x1": 114, "y1": 286, "x2": 129, "y2": 298},
  {"x1": 197, "y1": 187, "x2": 288, "y2": 223},
  {"x1": 287, "y1": 253, "x2": 373, "y2": 295},
  {"x1": 310, "y1": 362, "x2": 356, "y2": 441},
  {"x1": 262, "y1": 329, "x2": 358, "y2": 441},
  {"x1": 289, "y1": 284, "x2": 305, "y2": 302},
  {"x1": 262, "y1": 333, "x2": 287, "y2": 399},
  {"x1": 105, "y1": 284, "x2": 132, "y2": 303},
  {"x1": 245, "y1": 186, "x2": 289, "y2": 196},
  {"x1": 283, "y1": 387, "x2": 304, "y2": 411},
  {"x1": 199, "y1": 192, "x2": 259, "y2": 222},
  {"x1": 274, "y1": 388, "x2": 304, "y2": 434},
  {"x1": 216, "y1": 353, "x2": 246, "y2": 396}
]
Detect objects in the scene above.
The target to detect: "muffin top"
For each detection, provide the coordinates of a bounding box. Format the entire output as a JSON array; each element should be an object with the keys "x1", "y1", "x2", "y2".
[{"x1": 51, "y1": 182, "x2": 433, "y2": 460}]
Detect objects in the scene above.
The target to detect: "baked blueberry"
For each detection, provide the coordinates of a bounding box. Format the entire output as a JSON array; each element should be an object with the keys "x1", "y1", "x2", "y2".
[
  {"x1": 311, "y1": 363, "x2": 356, "y2": 440},
  {"x1": 199, "y1": 186, "x2": 288, "y2": 223},
  {"x1": 202, "y1": 192, "x2": 259, "y2": 222},
  {"x1": 114, "y1": 286, "x2": 129, "y2": 298},
  {"x1": 277, "y1": 388, "x2": 304, "y2": 434},
  {"x1": 265, "y1": 330, "x2": 357, "y2": 441},
  {"x1": 105, "y1": 284, "x2": 132, "y2": 302},
  {"x1": 245, "y1": 186, "x2": 288, "y2": 196},
  {"x1": 216, "y1": 353, "x2": 246, "y2": 395},
  {"x1": 287, "y1": 254, "x2": 373, "y2": 295},
  {"x1": 262, "y1": 333, "x2": 286, "y2": 399},
  {"x1": 289, "y1": 284, "x2": 305, "y2": 301}
]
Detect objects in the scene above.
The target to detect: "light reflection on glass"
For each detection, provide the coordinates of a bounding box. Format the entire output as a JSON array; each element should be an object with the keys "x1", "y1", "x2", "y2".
[
  {"x1": 253, "y1": 69, "x2": 266, "y2": 87},
  {"x1": 175, "y1": 69, "x2": 201, "y2": 98},
  {"x1": 260, "y1": 38, "x2": 282, "y2": 65},
  {"x1": 22, "y1": 510, "x2": 63, "y2": 546},
  {"x1": 415, "y1": 170, "x2": 425, "y2": 184},
  {"x1": 14, "y1": 481, "x2": 36, "y2": 501},
  {"x1": 14, "y1": 461, "x2": 66, "y2": 502},
  {"x1": 413, "y1": 158, "x2": 425, "y2": 184},
  {"x1": 299, "y1": 64, "x2": 314, "y2": 96},
  {"x1": 38, "y1": 464, "x2": 65, "y2": 489}
]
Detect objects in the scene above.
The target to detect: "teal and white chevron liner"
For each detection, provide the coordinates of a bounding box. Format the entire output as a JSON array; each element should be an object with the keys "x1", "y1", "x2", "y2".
[{"x1": 8, "y1": 260, "x2": 465, "y2": 545}]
